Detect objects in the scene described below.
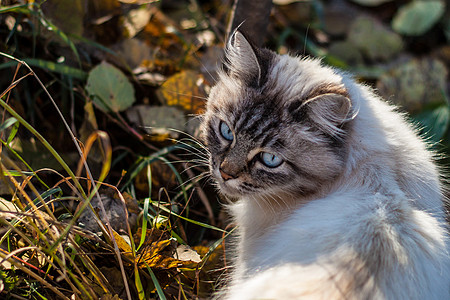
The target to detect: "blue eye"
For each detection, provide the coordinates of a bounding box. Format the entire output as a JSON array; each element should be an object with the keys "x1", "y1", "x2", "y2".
[
  {"x1": 220, "y1": 121, "x2": 234, "y2": 141},
  {"x1": 260, "y1": 152, "x2": 283, "y2": 168}
]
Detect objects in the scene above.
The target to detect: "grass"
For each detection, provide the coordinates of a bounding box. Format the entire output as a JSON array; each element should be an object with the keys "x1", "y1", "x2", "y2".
[{"x1": 0, "y1": 53, "x2": 227, "y2": 299}]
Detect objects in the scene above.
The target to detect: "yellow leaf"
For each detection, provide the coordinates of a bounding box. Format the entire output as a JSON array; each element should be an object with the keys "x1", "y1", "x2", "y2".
[
  {"x1": 112, "y1": 230, "x2": 133, "y2": 259},
  {"x1": 160, "y1": 70, "x2": 207, "y2": 114},
  {"x1": 132, "y1": 228, "x2": 200, "y2": 270}
]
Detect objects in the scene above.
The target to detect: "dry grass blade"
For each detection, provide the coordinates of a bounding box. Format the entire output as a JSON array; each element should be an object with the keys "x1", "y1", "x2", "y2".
[
  {"x1": 0, "y1": 71, "x2": 34, "y2": 100},
  {"x1": 0, "y1": 53, "x2": 134, "y2": 299}
]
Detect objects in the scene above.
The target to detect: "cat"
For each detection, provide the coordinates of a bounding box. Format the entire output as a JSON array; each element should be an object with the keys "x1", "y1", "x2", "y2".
[{"x1": 200, "y1": 30, "x2": 449, "y2": 299}]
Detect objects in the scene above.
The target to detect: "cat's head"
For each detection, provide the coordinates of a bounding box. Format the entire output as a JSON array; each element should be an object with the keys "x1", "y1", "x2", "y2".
[{"x1": 201, "y1": 30, "x2": 353, "y2": 199}]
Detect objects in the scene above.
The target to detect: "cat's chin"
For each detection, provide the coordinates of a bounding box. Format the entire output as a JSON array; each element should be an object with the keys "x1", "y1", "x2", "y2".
[
  {"x1": 216, "y1": 181, "x2": 246, "y2": 198},
  {"x1": 212, "y1": 169, "x2": 261, "y2": 198},
  {"x1": 214, "y1": 178, "x2": 253, "y2": 199}
]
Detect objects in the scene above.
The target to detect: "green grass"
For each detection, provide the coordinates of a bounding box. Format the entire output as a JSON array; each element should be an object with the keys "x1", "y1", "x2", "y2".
[{"x1": 0, "y1": 54, "x2": 226, "y2": 299}]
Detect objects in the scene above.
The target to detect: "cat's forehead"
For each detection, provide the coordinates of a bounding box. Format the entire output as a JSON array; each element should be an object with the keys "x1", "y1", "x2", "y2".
[
  {"x1": 210, "y1": 79, "x2": 282, "y2": 121},
  {"x1": 205, "y1": 54, "x2": 348, "y2": 145},
  {"x1": 265, "y1": 56, "x2": 345, "y2": 99},
  {"x1": 212, "y1": 55, "x2": 345, "y2": 108}
]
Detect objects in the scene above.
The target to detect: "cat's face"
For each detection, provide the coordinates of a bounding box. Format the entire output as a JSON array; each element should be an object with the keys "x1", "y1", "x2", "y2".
[{"x1": 201, "y1": 31, "x2": 353, "y2": 199}]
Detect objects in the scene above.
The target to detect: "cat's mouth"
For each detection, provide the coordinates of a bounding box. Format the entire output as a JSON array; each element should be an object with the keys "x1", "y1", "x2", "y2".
[
  {"x1": 212, "y1": 168, "x2": 260, "y2": 197},
  {"x1": 213, "y1": 171, "x2": 242, "y2": 196}
]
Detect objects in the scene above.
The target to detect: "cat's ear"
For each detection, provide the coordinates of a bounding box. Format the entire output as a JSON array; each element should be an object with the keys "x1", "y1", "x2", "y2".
[
  {"x1": 302, "y1": 93, "x2": 352, "y2": 136},
  {"x1": 224, "y1": 30, "x2": 262, "y2": 86}
]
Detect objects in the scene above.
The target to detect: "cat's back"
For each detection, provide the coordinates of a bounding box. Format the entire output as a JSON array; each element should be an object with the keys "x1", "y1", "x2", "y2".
[{"x1": 230, "y1": 188, "x2": 449, "y2": 300}]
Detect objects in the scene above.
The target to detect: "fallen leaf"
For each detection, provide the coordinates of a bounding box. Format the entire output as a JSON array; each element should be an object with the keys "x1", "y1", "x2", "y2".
[
  {"x1": 86, "y1": 62, "x2": 136, "y2": 113},
  {"x1": 392, "y1": 0, "x2": 445, "y2": 36},
  {"x1": 77, "y1": 192, "x2": 139, "y2": 233},
  {"x1": 121, "y1": 6, "x2": 153, "y2": 38},
  {"x1": 125, "y1": 105, "x2": 186, "y2": 140},
  {"x1": 159, "y1": 70, "x2": 207, "y2": 114},
  {"x1": 175, "y1": 245, "x2": 201, "y2": 263},
  {"x1": 377, "y1": 58, "x2": 448, "y2": 114},
  {"x1": 328, "y1": 41, "x2": 364, "y2": 66},
  {"x1": 323, "y1": 6, "x2": 355, "y2": 37},
  {"x1": 89, "y1": 0, "x2": 120, "y2": 12},
  {"x1": 0, "y1": 197, "x2": 19, "y2": 221},
  {"x1": 115, "y1": 38, "x2": 153, "y2": 69},
  {"x1": 112, "y1": 230, "x2": 133, "y2": 257},
  {"x1": 132, "y1": 228, "x2": 200, "y2": 270},
  {"x1": 348, "y1": 16, "x2": 403, "y2": 62},
  {"x1": 140, "y1": 13, "x2": 187, "y2": 76}
]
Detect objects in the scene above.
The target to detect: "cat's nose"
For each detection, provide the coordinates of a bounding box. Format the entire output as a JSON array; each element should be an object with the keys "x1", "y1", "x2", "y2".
[{"x1": 219, "y1": 168, "x2": 236, "y2": 181}]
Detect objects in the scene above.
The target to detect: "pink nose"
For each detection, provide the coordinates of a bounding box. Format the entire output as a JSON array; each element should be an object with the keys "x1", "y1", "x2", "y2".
[{"x1": 220, "y1": 169, "x2": 235, "y2": 181}]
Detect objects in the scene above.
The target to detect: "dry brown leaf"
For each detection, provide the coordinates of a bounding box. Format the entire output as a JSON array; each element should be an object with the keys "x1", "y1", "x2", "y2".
[
  {"x1": 77, "y1": 192, "x2": 139, "y2": 233},
  {"x1": 0, "y1": 197, "x2": 20, "y2": 220},
  {"x1": 121, "y1": 6, "x2": 153, "y2": 38},
  {"x1": 125, "y1": 105, "x2": 186, "y2": 142}
]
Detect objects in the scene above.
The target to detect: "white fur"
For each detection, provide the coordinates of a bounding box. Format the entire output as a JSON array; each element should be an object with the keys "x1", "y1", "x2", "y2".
[{"x1": 220, "y1": 64, "x2": 449, "y2": 299}]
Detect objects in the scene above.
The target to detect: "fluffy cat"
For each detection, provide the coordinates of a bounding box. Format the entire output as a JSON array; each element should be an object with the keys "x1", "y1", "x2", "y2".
[{"x1": 201, "y1": 30, "x2": 449, "y2": 299}]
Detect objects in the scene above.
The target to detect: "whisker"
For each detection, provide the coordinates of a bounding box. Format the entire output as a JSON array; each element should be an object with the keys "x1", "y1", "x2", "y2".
[
  {"x1": 161, "y1": 89, "x2": 209, "y2": 101},
  {"x1": 180, "y1": 163, "x2": 209, "y2": 174},
  {"x1": 177, "y1": 136, "x2": 209, "y2": 153},
  {"x1": 192, "y1": 51, "x2": 219, "y2": 85},
  {"x1": 176, "y1": 171, "x2": 210, "y2": 189},
  {"x1": 174, "y1": 138, "x2": 210, "y2": 155}
]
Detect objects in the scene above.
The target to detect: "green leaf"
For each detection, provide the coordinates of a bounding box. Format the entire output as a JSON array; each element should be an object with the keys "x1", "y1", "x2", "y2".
[
  {"x1": 6, "y1": 120, "x2": 19, "y2": 145},
  {"x1": 376, "y1": 58, "x2": 447, "y2": 114},
  {"x1": 348, "y1": 16, "x2": 403, "y2": 62},
  {"x1": 392, "y1": 0, "x2": 445, "y2": 36},
  {"x1": 415, "y1": 105, "x2": 450, "y2": 143},
  {"x1": 86, "y1": 62, "x2": 135, "y2": 113},
  {"x1": 0, "y1": 117, "x2": 18, "y2": 133}
]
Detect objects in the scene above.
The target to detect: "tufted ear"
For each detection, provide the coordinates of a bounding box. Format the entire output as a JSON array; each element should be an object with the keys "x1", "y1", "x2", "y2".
[
  {"x1": 300, "y1": 93, "x2": 352, "y2": 137},
  {"x1": 223, "y1": 30, "x2": 262, "y2": 86}
]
